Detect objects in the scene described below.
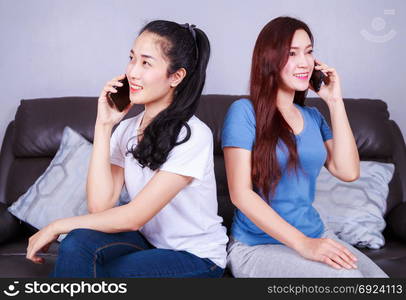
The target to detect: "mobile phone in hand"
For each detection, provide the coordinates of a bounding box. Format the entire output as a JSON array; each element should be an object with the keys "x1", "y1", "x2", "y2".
[
  {"x1": 106, "y1": 76, "x2": 131, "y2": 112},
  {"x1": 309, "y1": 62, "x2": 325, "y2": 92}
]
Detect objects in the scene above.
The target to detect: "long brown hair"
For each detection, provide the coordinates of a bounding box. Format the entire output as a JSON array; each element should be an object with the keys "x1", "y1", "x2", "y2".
[{"x1": 250, "y1": 17, "x2": 314, "y2": 198}]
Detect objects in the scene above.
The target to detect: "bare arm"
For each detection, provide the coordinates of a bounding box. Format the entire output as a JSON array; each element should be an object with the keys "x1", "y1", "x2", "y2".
[
  {"x1": 59, "y1": 170, "x2": 192, "y2": 233},
  {"x1": 224, "y1": 147, "x2": 358, "y2": 270},
  {"x1": 86, "y1": 75, "x2": 133, "y2": 213},
  {"x1": 27, "y1": 170, "x2": 192, "y2": 263},
  {"x1": 86, "y1": 123, "x2": 119, "y2": 212},
  {"x1": 324, "y1": 99, "x2": 360, "y2": 181},
  {"x1": 313, "y1": 60, "x2": 360, "y2": 182}
]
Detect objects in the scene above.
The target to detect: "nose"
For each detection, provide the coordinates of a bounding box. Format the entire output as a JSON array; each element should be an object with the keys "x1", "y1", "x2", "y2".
[
  {"x1": 297, "y1": 53, "x2": 310, "y2": 69},
  {"x1": 127, "y1": 61, "x2": 142, "y2": 80}
]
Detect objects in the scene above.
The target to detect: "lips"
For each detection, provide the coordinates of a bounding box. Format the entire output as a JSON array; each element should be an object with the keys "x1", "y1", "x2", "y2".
[
  {"x1": 129, "y1": 82, "x2": 143, "y2": 93},
  {"x1": 293, "y1": 72, "x2": 309, "y2": 80}
]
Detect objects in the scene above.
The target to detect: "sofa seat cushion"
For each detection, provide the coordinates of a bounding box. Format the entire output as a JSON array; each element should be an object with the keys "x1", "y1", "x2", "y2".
[
  {"x1": 360, "y1": 238, "x2": 406, "y2": 278},
  {"x1": 0, "y1": 236, "x2": 59, "y2": 256},
  {"x1": 0, "y1": 254, "x2": 57, "y2": 278},
  {"x1": 360, "y1": 238, "x2": 406, "y2": 261},
  {"x1": 0, "y1": 237, "x2": 58, "y2": 278}
]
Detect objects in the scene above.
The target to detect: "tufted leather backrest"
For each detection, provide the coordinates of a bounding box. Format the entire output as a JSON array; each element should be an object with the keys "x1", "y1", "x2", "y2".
[{"x1": 1, "y1": 96, "x2": 405, "y2": 230}]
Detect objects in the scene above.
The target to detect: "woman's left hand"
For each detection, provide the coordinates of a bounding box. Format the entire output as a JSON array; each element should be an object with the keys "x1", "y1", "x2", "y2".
[
  {"x1": 309, "y1": 59, "x2": 343, "y2": 104},
  {"x1": 26, "y1": 223, "x2": 60, "y2": 264}
]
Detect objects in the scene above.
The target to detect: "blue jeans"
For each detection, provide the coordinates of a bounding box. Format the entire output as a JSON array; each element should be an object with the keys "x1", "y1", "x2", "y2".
[{"x1": 50, "y1": 228, "x2": 224, "y2": 278}]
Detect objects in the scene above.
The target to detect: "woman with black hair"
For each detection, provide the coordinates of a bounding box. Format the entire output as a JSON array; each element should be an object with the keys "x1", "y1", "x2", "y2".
[
  {"x1": 222, "y1": 16, "x2": 387, "y2": 277},
  {"x1": 26, "y1": 20, "x2": 228, "y2": 278}
]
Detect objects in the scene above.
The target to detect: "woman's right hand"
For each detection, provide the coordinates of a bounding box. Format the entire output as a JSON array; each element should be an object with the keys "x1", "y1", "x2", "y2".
[
  {"x1": 296, "y1": 236, "x2": 358, "y2": 270},
  {"x1": 96, "y1": 74, "x2": 133, "y2": 126}
]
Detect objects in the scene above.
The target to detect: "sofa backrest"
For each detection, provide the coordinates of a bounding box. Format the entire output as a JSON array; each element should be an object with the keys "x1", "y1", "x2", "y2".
[
  {"x1": 0, "y1": 96, "x2": 405, "y2": 230},
  {"x1": 196, "y1": 95, "x2": 406, "y2": 228}
]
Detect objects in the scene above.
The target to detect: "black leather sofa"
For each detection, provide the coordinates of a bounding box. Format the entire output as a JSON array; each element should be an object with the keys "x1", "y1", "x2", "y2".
[{"x1": 1, "y1": 95, "x2": 405, "y2": 277}]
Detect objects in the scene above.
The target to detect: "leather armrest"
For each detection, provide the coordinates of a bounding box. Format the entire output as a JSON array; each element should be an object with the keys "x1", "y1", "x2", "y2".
[
  {"x1": 0, "y1": 203, "x2": 20, "y2": 244},
  {"x1": 387, "y1": 202, "x2": 406, "y2": 242}
]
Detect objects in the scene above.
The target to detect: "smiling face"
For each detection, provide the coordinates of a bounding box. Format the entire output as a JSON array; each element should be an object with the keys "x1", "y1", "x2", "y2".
[
  {"x1": 279, "y1": 29, "x2": 315, "y2": 92},
  {"x1": 125, "y1": 31, "x2": 179, "y2": 107}
]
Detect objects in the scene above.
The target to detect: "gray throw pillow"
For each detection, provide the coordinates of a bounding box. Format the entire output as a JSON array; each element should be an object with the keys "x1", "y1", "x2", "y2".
[
  {"x1": 8, "y1": 126, "x2": 130, "y2": 241},
  {"x1": 313, "y1": 161, "x2": 394, "y2": 249}
]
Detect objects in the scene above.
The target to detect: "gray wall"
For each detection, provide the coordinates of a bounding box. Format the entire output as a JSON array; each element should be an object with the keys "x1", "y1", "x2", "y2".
[{"x1": 1, "y1": 0, "x2": 405, "y2": 149}]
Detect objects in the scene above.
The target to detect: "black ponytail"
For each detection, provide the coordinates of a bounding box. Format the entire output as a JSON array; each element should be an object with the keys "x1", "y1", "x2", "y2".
[{"x1": 125, "y1": 20, "x2": 210, "y2": 170}]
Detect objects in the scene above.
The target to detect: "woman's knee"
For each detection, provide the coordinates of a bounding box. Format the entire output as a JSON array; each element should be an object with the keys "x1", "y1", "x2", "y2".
[{"x1": 58, "y1": 228, "x2": 96, "y2": 255}]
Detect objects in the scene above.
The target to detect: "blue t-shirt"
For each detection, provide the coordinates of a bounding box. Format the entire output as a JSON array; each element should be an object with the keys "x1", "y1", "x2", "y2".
[{"x1": 221, "y1": 98, "x2": 333, "y2": 246}]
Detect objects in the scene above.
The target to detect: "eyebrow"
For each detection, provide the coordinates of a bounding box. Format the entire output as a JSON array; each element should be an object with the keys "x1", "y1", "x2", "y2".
[
  {"x1": 290, "y1": 44, "x2": 313, "y2": 50},
  {"x1": 130, "y1": 49, "x2": 156, "y2": 60}
]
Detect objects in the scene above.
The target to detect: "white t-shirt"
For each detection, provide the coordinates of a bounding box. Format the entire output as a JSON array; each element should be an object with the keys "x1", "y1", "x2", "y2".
[{"x1": 110, "y1": 111, "x2": 228, "y2": 268}]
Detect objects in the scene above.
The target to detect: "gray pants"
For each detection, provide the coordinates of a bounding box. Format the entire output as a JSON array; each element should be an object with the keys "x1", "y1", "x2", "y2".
[{"x1": 227, "y1": 227, "x2": 388, "y2": 278}]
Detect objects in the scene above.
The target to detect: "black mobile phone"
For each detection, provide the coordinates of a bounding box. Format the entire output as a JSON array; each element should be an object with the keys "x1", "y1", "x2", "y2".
[
  {"x1": 106, "y1": 76, "x2": 130, "y2": 112},
  {"x1": 309, "y1": 62, "x2": 325, "y2": 92}
]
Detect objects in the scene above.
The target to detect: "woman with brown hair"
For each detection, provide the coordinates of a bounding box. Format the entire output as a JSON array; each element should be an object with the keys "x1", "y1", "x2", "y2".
[{"x1": 221, "y1": 16, "x2": 387, "y2": 277}]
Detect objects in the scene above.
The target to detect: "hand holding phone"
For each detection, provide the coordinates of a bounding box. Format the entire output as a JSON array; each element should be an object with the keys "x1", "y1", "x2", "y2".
[
  {"x1": 309, "y1": 61, "x2": 325, "y2": 92},
  {"x1": 106, "y1": 75, "x2": 131, "y2": 112}
]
